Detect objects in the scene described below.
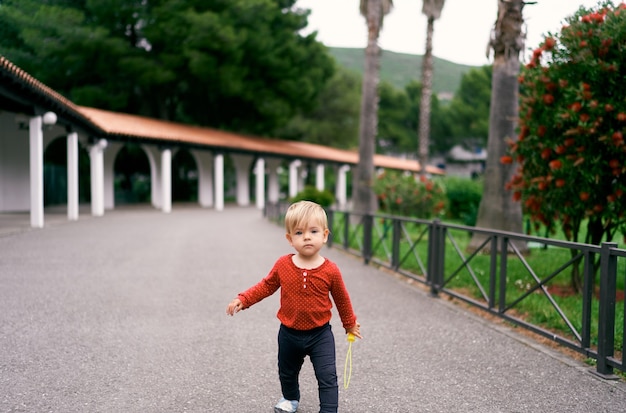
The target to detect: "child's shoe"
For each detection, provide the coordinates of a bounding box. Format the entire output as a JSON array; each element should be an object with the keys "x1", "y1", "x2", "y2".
[{"x1": 274, "y1": 397, "x2": 299, "y2": 413}]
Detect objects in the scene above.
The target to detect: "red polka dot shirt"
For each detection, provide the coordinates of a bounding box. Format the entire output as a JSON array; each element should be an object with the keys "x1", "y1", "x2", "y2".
[{"x1": 238, "y1": 254, "x2": 357, "y2": 331}]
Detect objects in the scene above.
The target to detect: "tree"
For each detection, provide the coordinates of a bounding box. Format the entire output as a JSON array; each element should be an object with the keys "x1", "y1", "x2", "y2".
[
  {"x1": 354, "y1": 0, "x2": 394, "y2": 216},
  {"x1": 275, "y1": 67, "x2": 361, "y2": 149},
  {"x1": 418, "y1": 0, "x2": 446, "y2": 176},
  {"x1": 378, "y1": 80, "x2": 449, "y2": 156},
  {"x1": 469, "y1": 0, "x2": 528, "y2": 253},
  {"x1": 0, "y1": 0, "x2": 335, "y2": 137},
  {"x1": 377, "y1": 81, "x2": 413, "y2": 154},
  {"x1": 444, "y1": 66, "x2": 492, "y2": 149},
  {"x1": 508, "y1": 1, "x2": 626, "y2": 290}
]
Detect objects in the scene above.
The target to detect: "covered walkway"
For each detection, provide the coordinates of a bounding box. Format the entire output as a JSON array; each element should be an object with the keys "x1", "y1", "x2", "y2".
[
  {"x1": 1, "y1": 55, "x2": 442, "y2": 232},
  {"x1": 1, "y1": 207, "x2": 625, "y2": 412}
]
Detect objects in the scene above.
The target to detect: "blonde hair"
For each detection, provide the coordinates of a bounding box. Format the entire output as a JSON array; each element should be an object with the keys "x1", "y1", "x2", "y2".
[{"x1": 284, "y1": 200, "x2": 328, "y2": 234}]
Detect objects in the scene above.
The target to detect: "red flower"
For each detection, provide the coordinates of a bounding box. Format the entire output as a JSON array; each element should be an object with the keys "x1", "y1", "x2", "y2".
[
  {"x1": 541, "y1": 148, "x2": 552, "y2": 159},
  {"x1": 543, "y1": 94, "x2": 555, "y2": 105},
  {"x1": 537, "y1": 125, "x2": 547, "y2": 136},
  {"x1": 605, "y1": 104, "x2": 614, "y2": 112},
  {"x1": 500, "y1": 155, "x2": 513, "y2": 164},
  {"x1": 579, "y1": 192, "x2": 590, "y2": 201},
  {"x1": 612, "y1": 131, "x2": 624, "y2": 144},
  {"x1": 544, "y1": 37, "x2": 556, "y2": 50},
  {"x1": 570, "y1": 102, "x2": 582, "y2": 112},
  {"x1": 549, "y1": 159, "x2": 562, "y2": 170},
  {"x1": 555, "y1": 179, "x2": 566, "y2": 188},
  {"x1": 617, "y1": 113, "x2": 626, "y2": 122},
  {"x1": 609, "y1": 159, "x2": 620, "y2": 168},
  {"x1": 555, "y1": 145, "x2": 566, "y2": 154}
]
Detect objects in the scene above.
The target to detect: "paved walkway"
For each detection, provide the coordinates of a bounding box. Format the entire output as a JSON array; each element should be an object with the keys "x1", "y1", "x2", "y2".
[{"x1": 1, "y1": 206, "x2": 625, "y2": 413}]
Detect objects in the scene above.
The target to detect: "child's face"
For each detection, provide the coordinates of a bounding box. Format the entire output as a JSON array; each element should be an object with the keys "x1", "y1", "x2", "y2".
[{"x1": 285, "y1": 219, "x2": 329, "y2": 258}]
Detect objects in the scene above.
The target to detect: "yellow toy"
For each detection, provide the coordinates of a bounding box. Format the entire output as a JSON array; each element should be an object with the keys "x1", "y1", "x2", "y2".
[{"x1": 343, "y1": 333, "x2": 355, "y2": 389}]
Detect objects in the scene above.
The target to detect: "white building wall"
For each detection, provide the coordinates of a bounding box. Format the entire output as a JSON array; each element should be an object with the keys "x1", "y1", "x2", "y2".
[{"x1": 0, "y1": 113, "x2": 30, "y2": 211}]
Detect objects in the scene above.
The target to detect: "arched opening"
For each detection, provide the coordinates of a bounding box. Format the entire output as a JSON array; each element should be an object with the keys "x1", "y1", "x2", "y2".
[
  {"x1": 114, "y1": 143, "x2": 150, "y2": 204},
  {"x1": 43, "y1": 137, "x2": 90, "y2": 206},
  {"x1": 172, "y1": 149, "x2": 198, "y2": 202}
]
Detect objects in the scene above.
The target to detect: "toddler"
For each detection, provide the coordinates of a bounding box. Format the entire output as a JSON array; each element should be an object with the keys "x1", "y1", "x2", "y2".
[{"x1": 226, "y1": 200, "x2": 361, "y2": 413}]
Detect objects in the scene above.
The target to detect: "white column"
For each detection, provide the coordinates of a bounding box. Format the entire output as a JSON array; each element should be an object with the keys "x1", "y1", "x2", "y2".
[
  {"x1": 29, "y1": 116, "x2": 44, "y2": 228},
  {"x1": 267, "y1": 158, "x2": 282, "y2": 204},
  {"x1": 142, "y1": 145, "x2": 161, "y2": 209},
  {"x1": 231, "y1": 154, "x2": 254, "y2": 206},
  {"x1": 67, "y1": 131, "x2": 79, "y2": 221},
  {"x1": 255, "y1": 158, "x2": 266, "y2": 209},
  {"x1": 103, "y1": 143, "x2": 123, "y2": 211},
  {"x1": 315, "y1": 163, "x2": 325, "y2": 191},
  {"x1": 336, "y1": 164, "x2": 350, "y2": 210},
  {"x1": 89, "y1": 139, "x2": 107, "y2": 217},
  {"x1": 289, "y1": 160, "x2": 301, "y2": 198},
  {"x1": 192, "y1": 150, "x2": 214, "y2": 208},
  {"x1": 161, "y1": 148, "x2": 172, "y2": 213},
  {"x1": 214, "y1": 153, "x2": 224, "y2": 211}
]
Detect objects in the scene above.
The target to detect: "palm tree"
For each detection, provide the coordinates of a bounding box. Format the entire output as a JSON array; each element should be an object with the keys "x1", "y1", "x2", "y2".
[
  {"x1": 469, "y1": 0, "x2": 529, "y2": 253},
  {"x1": 418, "y1": 0, "x2": 446, "y2": 177},
  {"x1": 353, "y1": 0, "x2": 393, "y2": 216}
]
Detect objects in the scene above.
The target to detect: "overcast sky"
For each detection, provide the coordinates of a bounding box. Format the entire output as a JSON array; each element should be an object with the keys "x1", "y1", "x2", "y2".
[{"x1": 296, "y1": 0, "x2": 602, "y2": 66}]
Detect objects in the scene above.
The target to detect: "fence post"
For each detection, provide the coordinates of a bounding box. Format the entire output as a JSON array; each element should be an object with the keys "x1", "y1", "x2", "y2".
[
  {"x1": 391, "y1": 219, "x2": 401, "y2": 270},
  {"x1": 363, "y1": 214, "x2": 373, "y2": 264},
  {"x1": 498, "y1": 236, "x2": 508, "y2": 313},
  {"x1": 343, "y1": 212, "x2": 351, "y2": 250},
  {"x1": 488, "y1": 235, "x2": 498, "y2": 310},
  {"x1": 428, "y1": 219, "x2": 440, "y2": 296},
  {"x1": 595, "y1": 242, "x2": 618, "y2": 378}
]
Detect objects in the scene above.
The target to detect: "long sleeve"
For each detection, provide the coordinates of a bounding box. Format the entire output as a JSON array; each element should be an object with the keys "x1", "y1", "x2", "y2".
[
  {"x1": 328, "y1": 262, "x2": 357, "y2": 330},
  {"x1": 237, "y1": 261, "x2": 281, "y2": 309}
]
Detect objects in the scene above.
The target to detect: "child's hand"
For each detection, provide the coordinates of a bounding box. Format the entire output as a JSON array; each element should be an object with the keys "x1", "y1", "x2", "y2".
[
  {"x1": 346, "y1": 322, "x2": 362, "y2": 339},
  {"x1": 226, "y1": 298, "x2": 242, "y2": 316}
]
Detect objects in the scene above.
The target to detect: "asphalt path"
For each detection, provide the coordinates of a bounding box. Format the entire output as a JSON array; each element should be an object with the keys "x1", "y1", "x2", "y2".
[{"x1": 1, "y1": 206, "x2": 625, "y2": 413}]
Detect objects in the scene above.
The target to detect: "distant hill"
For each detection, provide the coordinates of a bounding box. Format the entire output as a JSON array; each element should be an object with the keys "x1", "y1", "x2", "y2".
[{"x1": 328, "y1": 47, "x2": 480, "y2": 99}]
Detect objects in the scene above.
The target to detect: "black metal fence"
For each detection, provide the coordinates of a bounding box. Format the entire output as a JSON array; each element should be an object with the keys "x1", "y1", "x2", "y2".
[{"x1": 265, "y1": 202, "x2": 625, "y2": 378}]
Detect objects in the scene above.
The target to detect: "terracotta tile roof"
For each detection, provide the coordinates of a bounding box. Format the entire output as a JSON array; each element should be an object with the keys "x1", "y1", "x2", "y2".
[
  {"x1": 0, "y1": 56, "x2": 100, "y2": 134},
  {"x1": 77, "y1": 106, "x2": 443, "y2": 174}
]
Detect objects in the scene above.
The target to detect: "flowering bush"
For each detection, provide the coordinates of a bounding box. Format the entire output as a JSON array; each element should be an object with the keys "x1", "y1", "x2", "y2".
[
  {"x1": 507, "y1": 1, "x2": 626, "y2": 245},
  {"x1": 373, "y1": 170, "x2": 446, "y2": 218}
]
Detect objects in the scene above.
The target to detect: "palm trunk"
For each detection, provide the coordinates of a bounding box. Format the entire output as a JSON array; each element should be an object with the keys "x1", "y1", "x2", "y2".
[
  {"x1": 418, "y1": 16, "x2": 435, "y2": 176},
  {"x1": 469, "y1": 0, "x2": 527, "y2": 253},
  {"x1": 354, "y1": 0, "x2": 382, "y2": 216}
]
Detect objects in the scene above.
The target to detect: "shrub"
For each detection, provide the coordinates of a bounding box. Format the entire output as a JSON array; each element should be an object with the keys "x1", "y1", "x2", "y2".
[
  {"x1": 290, "y1": 186, "x2": 335, "y2": 207},
  {"x1": 443, "y1": 176, "x2": 483, "y2": 226},
  {"x1": 373, "y1": 170, "x2": 446, "y2": 218}
]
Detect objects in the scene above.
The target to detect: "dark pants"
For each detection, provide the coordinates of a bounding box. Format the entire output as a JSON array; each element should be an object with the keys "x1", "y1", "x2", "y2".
[{"x1": 277, "y1": 323, "x2": 338, "y2": 413}]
